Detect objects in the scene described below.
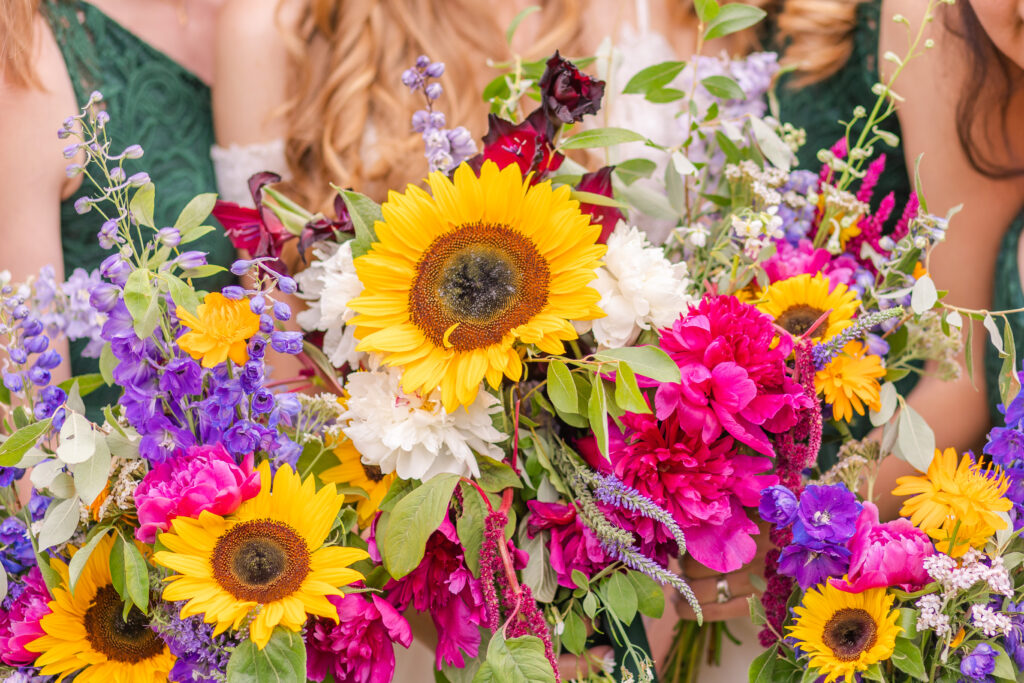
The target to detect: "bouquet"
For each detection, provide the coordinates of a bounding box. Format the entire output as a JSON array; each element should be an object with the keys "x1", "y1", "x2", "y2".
[{"x1": 2, "y1": 1, "x2": 1020, "y2": 682}]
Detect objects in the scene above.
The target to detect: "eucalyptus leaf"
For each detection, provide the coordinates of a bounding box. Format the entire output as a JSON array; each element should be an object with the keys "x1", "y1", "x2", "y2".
[
  {"x1": 894, "y1": 401, "x2": 935, "y2": 473},
  {"x1": 0, "y1": 567, "x2": 6, "y2": 602},
  {"x1": 380, "y1": 473, "x2": 459, "y2": 578},
  {"x1": 869, "y1": 382, "x2": 898, "y2": 427},
  {"x1": 56, "y1": 411, "x2": 97, "y2": 465},
  {"x1": 30, "y1": 458, "x2": 63, "y2": 489},
  {"x1": 910, "y1": 275, "x2": 937, "y2": 314},
  {"x1": 73, "y1": 436, "x2": 111, "y2": 505},
  {"x1": 984, "y1": 313, "x2": 1005, "y2": 355},
  {"x1": 38, "y1": 496, "x2": 81, "y2": 550}
]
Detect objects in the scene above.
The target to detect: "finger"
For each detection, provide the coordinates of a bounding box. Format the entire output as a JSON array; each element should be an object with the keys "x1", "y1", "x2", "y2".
[
  {"x1": 683, "y1": 568, "x2": 765, "y2": 606},
  {"x1": 676, "y1": 595, "x2": 756, "y2": 623},
  {"x1": 557, "y1": 646, "x2": 613, "y2": 680}
]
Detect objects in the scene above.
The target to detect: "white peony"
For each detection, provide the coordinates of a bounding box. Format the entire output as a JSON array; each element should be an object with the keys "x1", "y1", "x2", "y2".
[
  {"x1": 340, "y1": 366, "x2": 507, "y2": 481},
  {"x1": 295, "y1": 240, "x2": 364, "y2": 369},
  {"x1": 582, "y1": 222, "x2": 693, "y2": 348}
]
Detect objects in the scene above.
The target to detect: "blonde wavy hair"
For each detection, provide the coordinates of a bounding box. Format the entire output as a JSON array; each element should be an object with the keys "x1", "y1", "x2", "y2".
[
  {"x1": 276, "y1": 0, "x2": 586, "y2": 211},
  {"x1": 1, "y1": 0, "x2": 41, "y2": 88}
]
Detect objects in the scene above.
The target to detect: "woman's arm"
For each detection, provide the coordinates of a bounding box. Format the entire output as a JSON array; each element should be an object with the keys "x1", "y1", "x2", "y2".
[{"x1": 873, "y1": 0, "x2": 1024, "y2": 518}]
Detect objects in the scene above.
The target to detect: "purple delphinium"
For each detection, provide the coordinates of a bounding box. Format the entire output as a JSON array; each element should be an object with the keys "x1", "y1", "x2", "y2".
[
  {"x1": 404, "y1": 55, "x2": 476, "y2": 173},
  {"x1": 777, "y1": 540, "x2": 851, "y2": 590},
  {"x1": 759, "y1": 485, "x2": 799, "y2": 526},
  {"x1": 1004, "y1": 601, "x2": 1024, "y2": 669},
  {"x1": 0, "y1": 518, "x2": 36, "y2": 575},
  {"x1": 960, "y1": 642, "x2": 997, "y2": 682},
  {"x1": 152, "y1": 601, "x2": 239, "y2": 682},
  {"x1": 984, "y1": 381, "x2": 1024, "y2": 528},
  {"x1": 792, "y1": 484, "x2": 862, "y2": 545}
]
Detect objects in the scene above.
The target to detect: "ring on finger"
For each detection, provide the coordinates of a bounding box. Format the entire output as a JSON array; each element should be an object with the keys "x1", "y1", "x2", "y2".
[{"x1": 715, "y1": 576, "x2": 731, "y2": 604}]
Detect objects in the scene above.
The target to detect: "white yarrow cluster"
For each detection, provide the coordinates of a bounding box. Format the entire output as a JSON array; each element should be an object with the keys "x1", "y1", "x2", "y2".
[
  {"x1": 340, "y1": 366, "x2": 507, "y2": 481},
  {"x1": 971, "y1": 604, "x2": 1013, "y2": 637},
  {"x1": 580, "y1": 223, "x2": 693, "y2": 348},
  {"x1": 294, "y1": 241, "x2": 364, "y2": 369},
  {"x1": 914, "y1": 594, "x2": 951, "y2": 637},
  {"x1": 924, "y1": 550, "x2": 1014, "y2": 597}
]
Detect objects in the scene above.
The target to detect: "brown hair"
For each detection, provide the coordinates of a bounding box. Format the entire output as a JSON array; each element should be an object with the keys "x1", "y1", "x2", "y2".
[
  {"x1": 276, "y1": 0, "x2": 584, "y2": 211},
  {"x1": 0, "y1": 0, "x2": 42, "y2": 88},
  {"x1": 773, "y1": 0, "x2": 866, "y2": 86}
]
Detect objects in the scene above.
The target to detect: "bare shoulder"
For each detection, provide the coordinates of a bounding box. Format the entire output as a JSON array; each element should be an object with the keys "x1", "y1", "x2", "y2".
[{"x1": 217, "y1": 0, "x2": 302, "y2": 48}]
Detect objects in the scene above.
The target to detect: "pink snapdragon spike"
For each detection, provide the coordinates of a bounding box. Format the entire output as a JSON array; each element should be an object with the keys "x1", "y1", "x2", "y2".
[
  {"x1": 306, "y1": 591, "x2": 413, "y2": 683},
  {"x1": 831, "y1": 501, "x2": 935, "y2": 594},
  {"x1": 133, "y1": 443, "x2": 261, "y2": 543},
  {"x1": 654, "y1": 295, "x2": 811, "y2": 457},
  {"x1": 0, "y1": 568, "x2": 50, "y2": 666}
]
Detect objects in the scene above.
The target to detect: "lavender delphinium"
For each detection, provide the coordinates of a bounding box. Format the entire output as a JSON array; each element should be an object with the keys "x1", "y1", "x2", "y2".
[
  {"x1": 403, "y1": 55, "x2": 476, "y2": 173},
  {"x1": 150, "y1": 601, "x2": 239, "y2": 682}
]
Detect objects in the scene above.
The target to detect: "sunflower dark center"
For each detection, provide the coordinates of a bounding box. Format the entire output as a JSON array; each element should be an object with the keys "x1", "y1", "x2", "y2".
[
  {"x1": 83, "y1": 585, "x2": 165, "y2": 663},
  {"x1": 410, "y1": 222, "x2": 551, "y2": 351},
  {"x1": 821, "y1": 608, "x2": 878, "y2": 662},
  {"x1": 776, "y1": 304, "x2": 827, "y2": 338},
  {"x1": 363, "y1": 463, "x2": 385, "y2": 483},
  {"x1": 211, "y1": 520, "x2": 310, "y2": 603}
]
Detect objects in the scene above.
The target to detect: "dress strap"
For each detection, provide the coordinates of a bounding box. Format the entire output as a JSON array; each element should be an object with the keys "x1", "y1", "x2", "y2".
[{"x1": 40, "y1": 0, "x2": 99, "y2": 107}]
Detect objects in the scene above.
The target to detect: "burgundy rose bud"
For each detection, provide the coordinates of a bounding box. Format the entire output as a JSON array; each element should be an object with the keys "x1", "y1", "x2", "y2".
[
  {"x1": 576, "y1": 166, "x2": 624, "y2": 243},
  {"x1": 538, "y1": 51, "x2": 606, "y2": 127},
  {"x1": 469, "y1": 110, "x2": 564, "y2": 180}
]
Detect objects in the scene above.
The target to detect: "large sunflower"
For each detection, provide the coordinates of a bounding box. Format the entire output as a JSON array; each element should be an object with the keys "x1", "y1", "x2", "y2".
[
  {"x1": 27, "y1": 535, "x2": 175, "y2": 682},
  {"x1": 893, "y1": 447, "x2": 1011, "y2": 556},
  {"x1": 816, "y1": 341, "x2": 886, "y2": 422},
  {"x1": 320, "y1": 436, "x2": 395, "y2": 528},
  {"x1": 788, "y1": 583, "x2": 900, "y2": 683},
  {"x1": 757, "y1": 273, "x2": 860, "y2": 341},
  {"x1": 153, "y1": 462, "x2": 368, "y2": 648},
  {"x1": 347, "y1": 161, "x2": 606, "y2": 412}
]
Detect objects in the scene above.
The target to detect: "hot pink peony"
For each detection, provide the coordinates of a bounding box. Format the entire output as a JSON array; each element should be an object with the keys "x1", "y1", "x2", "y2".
[
  {"x1": 654, "y1": 295, "x2": 811, "y2": 456},
  {"x1": 763, "y1": 239, "x2": 858, "y2": 288},
  {"x1": 306, "y1": 591, "x2": 413, "y2": 683},
  {"x1": 831, "y1": 501, "x2": 935, "y2": 594},
  {"x1": 133, "y1": 443, "x2": 261, "y2": 542},
  {"x1": 584, "y1": 412, "x2": 778, "y2": 573},
  {"x1": 0, "y1": 567, "x2": 51, "y2": 666},
  {"x1": 526, "y1": 500, "x2": 610, "y2": 588}
]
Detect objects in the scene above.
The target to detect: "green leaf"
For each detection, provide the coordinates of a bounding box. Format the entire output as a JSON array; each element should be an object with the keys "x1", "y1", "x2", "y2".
[
  {"x1": 226, "y1": 627, "x2": 307, "y2": 683},
  {"x1": 594, "y1": 346, "x2": 681, "y2": 383},
  {"x1": 97, "y1": 344, "x2": 116, "y2": 385},
  {"x1": 582, "y1": 591, "x2": 598, "y2": 619},
  {"x1": 999, "y1": 317, "x2": 1021, "y2": 407},
  {"x1": 704, "y1": 3, "x2": 767, "y2": 41},
  {"x1": 614, "y1": 158, "x2": 657, "y2": 185},
  {"x1": 627, "y1": 571, "x2": 664, "y2": 618},
  {"x1": 0, "y1": 418, "x2": 52, "y2": 466},
  {"x1": 622, "y1": 61, "x2": 686, "y2": 96},
  {"x1": 890, "y1": 637, "x2": 927, "y2": 681},
  {"x1": 173, "y1": 193, "x2": 217, "y2": 232},
  {"x1": 571, "y1": 569, "x2": 589, "y2": 591},
  {"x1": 561, "y1": 611, "x2": 586, "y2": 655},
  {"x1": 860, "y1": 663, "x2": 884, "y2": 681},
  {"x1": 457, "y1": 482, "x2": 487, "y2": 577},
  {"x1": 748, "y1": 644, "x2": 778, "y2": 683},
  {"x1": 179, "y1": 224, "x2": 216, "y2": 245},
  {"x1": 701, "y1": 75, "x2": 745, "y2": 100},
  {"x1": 505, "y1": 5, "x2": 540, "y2": 44},
  {"x1": 749, "y1": 116, "x2": 792, "y2": 172},
  {"x1": 134, "y1": 291, "x2": 162, "y2": 339},
  {"x1": 571, "y1": 190, "x2": 628, "y2": 210},
  {"x1": 894, "y1": 400, "x2": 936, "y2": 473},
  {"x1": 601, "y1": 572, "x2": 638, "y2": 625},
  {"x1": 37, "y1": 496, "x2": 81, "y2": 550},
  {"x1": 475, "y1": 455, "x2": 521, "y2": 492},
  {"x1": 518, "y1": 526, "x2": 558, "y2": 603},
  {"x1": 68, "y1": 528, "x2": 110, "y2": 594},
  {"x1": 965, "y1": 320, "x2": 976, "y2": 386},
  {"x1": 380, "y1": 473, "x2": 459, "y2": 578},
  {"x1": 587, "y1": 372, "x2": 609, "y2": 458},
  {"x1": 340, "y1": 189, "x2": 382, "y2": 259},
  {"x1": 161, "y1": 272, "x2": 201, "y2": 316},
  {"x1": 0, "y1": 383, "x2": 10, "y2": 406},
  {"x1": 129, "y1": 182, "x2": 156, "y2": 227},
  {"x1": 991, "y1": 649, "x2": 1017, "y2": 681},
  {"x1": 473, "y1": 635, "x2": 556, "y2": 683},
  {"x1": 73, "y1": 436, "x2": 111, "y2": 505},
  {"x1": 109, "y1": 534, "x2": 126, "y2": 598},
  {"x1": 120, "y1": 534, "x2": 150, "y2": 613},
  {"x1": 180, "y1": 264, "x2": 227, "y2": 280},
  {"x1": 0, "y1": 565, "x2": 6, "y2": 602},
  {"x1": 57, "y1": 374, "x2": 106, "y2": 398},
  {"x1": 694, "y1": 0, "x2": 720, "y2": 22},
  {"x1": 378, "y1": 477, "x2": 415, "y2": 512},
  {"x1": 546, "y1": 361, "x2": 578, "y2": 415},
  {"x1": 122, "y1": 269, "x2": 153, "y2": 324},
  {"x1": 613, "y1": 363, "x2": 650, "y2": 414},
  {"x1": 57, "y1": 410, "x2": 97, "y2": 464},
  {"x1": 559, "y1": 127, "x2": 646, "y2": 150}
]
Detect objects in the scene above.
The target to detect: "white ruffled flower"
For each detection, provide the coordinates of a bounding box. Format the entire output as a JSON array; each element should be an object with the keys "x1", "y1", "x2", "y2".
[
  {"x1": 579, "y1": 222, "x2": 693, "y2": 348},
  {"x1": 295, "y1": 240, "x2": 364, "y2": 369},
  {"x1": 340, "y1": 365, "x2": 507, "y2": 481}
]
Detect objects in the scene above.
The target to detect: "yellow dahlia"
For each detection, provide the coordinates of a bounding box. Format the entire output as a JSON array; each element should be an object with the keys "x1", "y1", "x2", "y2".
[
  {"x1": 320, "y1": 436, "x2": 395, "y2": 527},
  {"x1": 347, "y1": 161, "x2": 605, "y2": 412},
  {"x1": 893, "y1": 447, "x2": 1011, "y2": 556},
  {"x1": 27, "y1": 535, "x2": 176, "y2": 682},
  {"x1": 816, "y1": 342, "x2": 886, "y2": 422},
  {"x1": 788, "y1": 584, "x2": 900, "y2": 683},
  {"x1": 757, "y1": 273, "x2": 860, "y2": 341},
  {"x1": 153, "y1": 462, "x2": 368, "y2": 648},
  {"x1": 176, "y1": 292, "x2": 261, "y2": 368}
]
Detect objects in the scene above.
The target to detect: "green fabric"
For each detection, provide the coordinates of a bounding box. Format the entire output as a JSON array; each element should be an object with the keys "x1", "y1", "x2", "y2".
[
  {"x1": 42, "y1": 1, "x2": 234, "y2": 411},
  {"x1": 986, "y1": 216, "x2": 1024, "y2": 417},
  {"x1": 772, "y1": 0, "x2": 909, "y2": 212}
]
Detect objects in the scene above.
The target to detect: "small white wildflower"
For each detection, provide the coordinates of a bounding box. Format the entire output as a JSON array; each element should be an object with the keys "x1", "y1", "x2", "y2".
[{"x1": 971, "y1": 604, "x2": 1013, "y2": 637}]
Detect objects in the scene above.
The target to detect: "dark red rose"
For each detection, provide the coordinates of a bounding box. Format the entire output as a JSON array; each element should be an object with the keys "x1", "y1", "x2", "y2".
[
  {"x1": 469, "y1": 109, "x2": 563, "y2": 180},
  {"x1": 539, "y1": 51, "x2": 605, "y2": 126},
  {"x1": 576, "y1": 166, "x2": 624, "y2": 243},
  {"x1": 211, "y1": 171, "x2": 290, "y2": 258}
]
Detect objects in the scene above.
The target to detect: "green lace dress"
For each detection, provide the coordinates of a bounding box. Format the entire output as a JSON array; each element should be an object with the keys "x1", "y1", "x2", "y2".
[
  {"x1": 773, "y1": 0, "x2": 1024, "y2": 427},
  {"x1": 42, "y1": 1, "x2": 235, "y2": 409}
]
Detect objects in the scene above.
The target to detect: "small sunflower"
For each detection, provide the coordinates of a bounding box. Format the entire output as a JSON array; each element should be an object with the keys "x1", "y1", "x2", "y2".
[
  {"x1": 816, "y1": 342, "x2": 886, "y2": 422},
  {"x1": 788, "y1": 583, "x2": 900, "y2": 683},
  {"x1": 320, "y1": 436, "x2": 395, "y2": 527},
  {"x1": 177, "y1": 292, "x2": 261, "y2": 368},
  {"x1": 757, "y1": 273, "x2": 860, "y2": 341},
  {"x1": 347, "y1": 161, "x2": 605, "y2": 412},
  {"x1": 27, "y1": 535, "x2": 175, "y2": 682},
  {"x1": 153, "y1": 461, "x2": 368, "y2": 648},
  {"x1": 893, "y1": 447, "x2": 1011, "y2": 556}
]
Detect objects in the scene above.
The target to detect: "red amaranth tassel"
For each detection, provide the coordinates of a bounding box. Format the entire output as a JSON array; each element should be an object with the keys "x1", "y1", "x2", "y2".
[{"x1": 856, "y1": 154, "x2": 887, "y2": 203}]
